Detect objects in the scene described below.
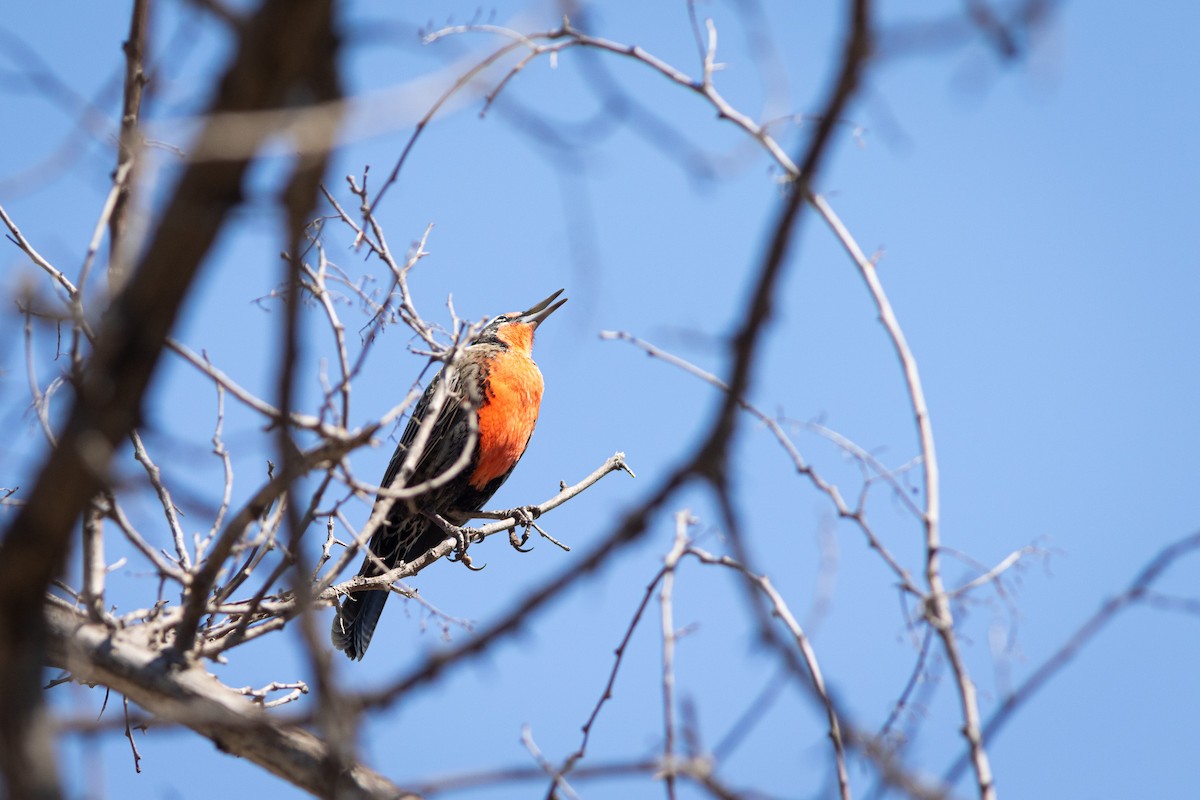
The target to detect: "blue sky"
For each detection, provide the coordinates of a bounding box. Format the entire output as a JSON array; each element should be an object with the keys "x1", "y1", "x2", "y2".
[{"x1": 2, "y1": 1, "x2": 1199, "y2": 798}]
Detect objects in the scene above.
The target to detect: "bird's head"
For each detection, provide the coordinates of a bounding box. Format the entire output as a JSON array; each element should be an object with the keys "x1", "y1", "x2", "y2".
[{"x1": 476, "y1": 289, "x2": 567, "y2": 354}]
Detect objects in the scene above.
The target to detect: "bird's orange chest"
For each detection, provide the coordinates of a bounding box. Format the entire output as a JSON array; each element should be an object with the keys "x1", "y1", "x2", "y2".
[{"x1": 469, "y1": 349, "x2": 544, "y2": 490}]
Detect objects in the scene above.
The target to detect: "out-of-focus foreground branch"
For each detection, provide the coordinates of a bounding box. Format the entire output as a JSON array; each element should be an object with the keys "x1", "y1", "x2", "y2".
[{"x1": 0, "y1": 1, "x2": 341, "y2": 796}]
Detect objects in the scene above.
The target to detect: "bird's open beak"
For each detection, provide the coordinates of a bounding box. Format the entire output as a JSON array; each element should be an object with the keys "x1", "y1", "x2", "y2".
[{"x1": 517, "y1": 289, "x2": 567, "y2": 328}]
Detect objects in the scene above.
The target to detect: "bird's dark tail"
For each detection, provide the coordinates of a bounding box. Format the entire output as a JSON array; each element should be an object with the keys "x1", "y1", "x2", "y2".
[{"x1": 331, "y1": 587, "x2": 389, "y2": 661}]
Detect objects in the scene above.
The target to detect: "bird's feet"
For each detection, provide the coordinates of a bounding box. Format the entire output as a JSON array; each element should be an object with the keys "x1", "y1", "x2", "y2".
[
  {"x1": 447, "y1": 525, "x2": 486, "y2": 571},
  {"x1": 511, "y1": 505, "x2": 542, "y2": 526},
  {"x1": 426, "y1": 511, "x2": 487, "y2": 571},
  {"x1": 509, "y1": 527, "x2": 533, "y2": 553},
  {"x1": 503, "y1": 505, "x2": 542, "y2": 553}
]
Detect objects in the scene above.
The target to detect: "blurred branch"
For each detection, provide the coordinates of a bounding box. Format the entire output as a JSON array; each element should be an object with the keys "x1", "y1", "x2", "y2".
[
  {"x1": 276, "y1": 52, "x2": 346, "y2": 785},
  {"x1": 0, "y1": 1, "x2": 342, "y2": 795},
  {"x1": 0, "y1": 26, "x2": 119, "y2": 182},
  {"x1": 880, "y1": 0, "x2": 1057, "y2": 59},
  {"x1": 878, "y1": 625, "x2": 935, "y2": 742}
]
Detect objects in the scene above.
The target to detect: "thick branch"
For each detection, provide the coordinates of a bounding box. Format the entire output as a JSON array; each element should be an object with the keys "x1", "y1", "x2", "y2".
[{"x1": 45, "y1": 605, "x2": 413, "y2": 800}]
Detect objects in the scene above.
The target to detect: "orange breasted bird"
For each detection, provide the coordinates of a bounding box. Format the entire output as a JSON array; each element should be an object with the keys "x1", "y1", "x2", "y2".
[{"x1": 331, "y1": 289, "x2": 567, "y2": 660}]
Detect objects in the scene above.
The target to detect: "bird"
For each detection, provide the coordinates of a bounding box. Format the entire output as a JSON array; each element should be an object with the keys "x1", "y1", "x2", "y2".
[{"x1": 331, "y1": 289, "x2": 567, "y2": 660}]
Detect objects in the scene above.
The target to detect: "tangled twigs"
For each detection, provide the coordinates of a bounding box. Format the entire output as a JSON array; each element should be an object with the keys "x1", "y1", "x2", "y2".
[
  {"x1": 319, "y1": 452, "x2": 634, "y2": 602},
  {"x1": 182, "y1": 453, "x2": 634, "y2": 663},
  {"x1": 944, "y1": 528, "x2": 1200, "y2": 786}
]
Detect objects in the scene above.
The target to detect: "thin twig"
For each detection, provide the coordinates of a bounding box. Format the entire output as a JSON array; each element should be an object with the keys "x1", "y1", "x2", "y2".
[
  {"x1": 552, "y1": 552, "x2": 670, "y2": 792},
  {"x1": 688, "y1": 544, "x2": 852, "y2": 800},
  {"x1": 879, "y1": 625, "x2": 935, "y2": 741},
  {"x1": 123, "y1": 695, "x2": 143, "y2": 773},
  {"x1": 521, "y1": 725, "x2": 580, "y2": 800},
  {"x1": 317, "y1": 453, "x2": 634, "y2": 598},
  {"x1": 600, "y1": 329, "x2": 921, "y2": 597},
  {"x1": 947, "y1": 546, "x2": 1041, "y2": 599},
  {"x1": 23, "y1": 305, "x2": 58, "y2": 446},
  {"x1": 103, "y1": 493, "x2": 187, "y2": 583},
  {"x1": 945, "y1": 529, "x2": 1200, "y2": 785},
  {"x1": 129, "y1": 430, "x2": 189, "y2": 569},
  {"x1": 658, "y1": 513, "x2": 692, "y2": 800},
  {"x1": 79, "y1": 160, "x2": 133, "y2": 301},
  {"x1": 1, "y1": 203, "x2": 79, "y2": 298},
  {"x1": 202, "y1": 379, "x2": 235, "y2": 558}
]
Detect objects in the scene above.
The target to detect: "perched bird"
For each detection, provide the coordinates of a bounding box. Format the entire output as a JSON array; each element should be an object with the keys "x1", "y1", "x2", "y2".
[{"x1": 331, "y1": 289, "x2": 567, "y2": 660}]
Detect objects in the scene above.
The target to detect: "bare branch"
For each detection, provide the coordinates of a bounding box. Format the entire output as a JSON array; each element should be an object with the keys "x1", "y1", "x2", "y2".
[
  {"x1": 521, "y1": 725, "x2": 581, "y2": 800},
  {"x1": 130, "y1": 430, "x2": 190, "y2": 569},
  {"x1": 878, "y1": 625, "x2": 936, "y2": 742},
  {"x1": 945, "y1": 529, "x2": 1200, "y2": 785},
  {"x1": 81, "y1": 503, "x2": 107, "y2": 623},
  {"x1": 1, "y1": 204, "x2": 78, "y2": 298},
  {"x1": 809, "y1": 192, "x2": 994, "y2": 798},
  {"x1": 947, "y1": 545, "x2": 1042, "y2": 599},
  {"x1": 687, "y1": 544, "x2": 851, "y2": 800},
  {"x1": 553, "y1": 539, "x2": 671, "y2": 791},
  {"x1": 1, "y1": 22, "x2": 349, "y2": 794},
  {"x1": 318, "y1": 452, "x2": 633, "y2": 598},
  {"x1": 122, "y1": 695, "x2": 143, "y2": 774},
  {"x1": 103, "y1": 492, "x2": 187, "y2": 583},
  {"x1": 108, "y1": 0, "x2": 151, "y2": 293},
  {"x1": 658, "y1": 513, "x2": 692, "y2": 800},
  {"x1": 46, "y1": 604, "x2": 414, "y2": 799},
  {"x1": 600, "y1": 329, "x2": 920, "y2": 597},
  {"x1": 78, "y1": 160, "x2": 133, "y2": 303}
]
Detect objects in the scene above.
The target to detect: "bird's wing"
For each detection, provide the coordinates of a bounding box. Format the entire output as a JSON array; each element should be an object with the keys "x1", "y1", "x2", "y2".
[{"x1": 376, "y1": 358, "x2": 483, "y2": 507}]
